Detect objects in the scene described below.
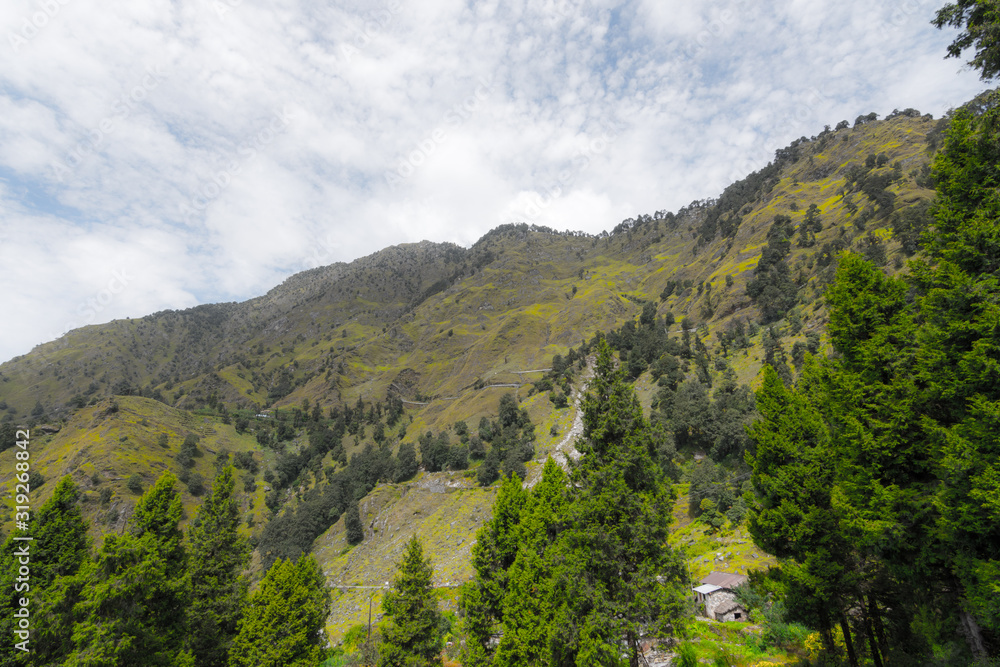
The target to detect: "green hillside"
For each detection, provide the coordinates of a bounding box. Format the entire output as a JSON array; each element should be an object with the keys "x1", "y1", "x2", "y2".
[{"x1": 0, "y1": 107, "x2": 975, "y2": 664}]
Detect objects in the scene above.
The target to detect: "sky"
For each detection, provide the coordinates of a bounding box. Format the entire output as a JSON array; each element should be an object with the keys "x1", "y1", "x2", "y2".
[{"x1": 0, "y1": 0, "x2": 986, "y2": 364}]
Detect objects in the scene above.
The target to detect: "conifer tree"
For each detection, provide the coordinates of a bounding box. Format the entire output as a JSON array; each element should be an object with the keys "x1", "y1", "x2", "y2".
[
  {"x1": 68, "y1": 472, "x2": 192, "y2": 666},
  {"x1": 131, "y1": 471, "x2": 187, "y2": 575},
  {"x1": 0, "y1": 477, "x2": 93, "y2": 666},
  {"x1": 228, "y1": 555, "x2": 330, "y2": 667},
  {"x1": 31, "y1": 476, "x2": 92, "y2": 666},
  {"x1": 346, "y1": 500, "x2": 364, "y2": 545},
  {"x1": 494, "y1": 459, "x2": 567, "y2": 667},
  {"x1": 186, "y1": 466, "x2": 250, "y2": 667},
  {"x1": 32, "y1": 476, "x2": 91, "y2": 586},
  {"x1": 745, "y1": 364, "x2": 865, "y2": 664},
  {"x1": 549, "y1": 338, "x2": 689, "y2": 667},
  {"x1": 460, "y1": 473, "x2": 527, "y2": 666},
  {"x1": 378, "y1": 536, "x2": 442, "y2": 667}
]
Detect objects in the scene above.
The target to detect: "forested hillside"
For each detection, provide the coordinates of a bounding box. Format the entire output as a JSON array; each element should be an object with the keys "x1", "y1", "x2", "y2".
[{"x1": 2, "y1": 17, "x2": 1000, "y2": 661}]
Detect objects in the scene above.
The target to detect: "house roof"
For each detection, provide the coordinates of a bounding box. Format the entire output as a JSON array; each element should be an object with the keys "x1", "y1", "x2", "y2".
[
  {"x1": 693, "y1": 584, "x2": 721, "y2": 595},
  {"x1": 715, "y1": 600, "x2": 745, "y2": 616},
  {"x1": 699, "y1": 572, "x2": 748, "y2": 589}
]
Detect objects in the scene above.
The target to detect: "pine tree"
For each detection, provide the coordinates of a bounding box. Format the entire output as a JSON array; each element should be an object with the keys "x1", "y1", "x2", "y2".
[
  {"x1": 745, "y1": 364, "x2": 866, "y2": 664},
  {"x1": 227, "y1": 556, "x2": 330, "y2": 667},
  {"x1": 186, "y1": 466, "x2": 250, "y2": 667},
  {"x1": 460, "y1": 473, "x2": 527, "y2": 666},
  {"x1": 0, "y1": 530, "x2": 32, "y2": 666},
  {"x1": 68, "y1": 473, "x2": 191, "y2": 666},
  {"x1": 30, "y1": 476, "x2": 92, "y2": 666},
  {"x1": 0, "y1": 477, "x2": 93, "y2": 666},
  {"x1": 346, "y1": 500, "x2": 364, "y2": 545},
  {"x1": 32, "y1": 476, "x2": 91, "y2": 586},
  {"x1": 549, "y1": 338, "x2": 689, "y2": 667},
  {"x1": 378, "y1": 536, "x2": 442, "y2": 667},
  {"x1": 130, "y1": 471, "x2": 187, "y2": 575},
  {"x1": 494, "y1": 459, "x2": 567, "y2": 667}
]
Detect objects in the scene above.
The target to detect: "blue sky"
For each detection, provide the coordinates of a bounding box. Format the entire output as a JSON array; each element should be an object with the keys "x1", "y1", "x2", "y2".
[{"x1": 0, "y1": 0, "x2": 987, "y2": 363}]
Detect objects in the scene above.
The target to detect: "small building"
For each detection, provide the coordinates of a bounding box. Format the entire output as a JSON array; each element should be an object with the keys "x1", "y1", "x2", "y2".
[{"x1": 693, "y1": 571, "x2": 748, "y2": 622}]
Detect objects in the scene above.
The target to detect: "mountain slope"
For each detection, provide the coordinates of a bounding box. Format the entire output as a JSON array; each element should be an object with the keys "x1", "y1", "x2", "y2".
[{"x1": 0, "y1": 109, "x2": 952, "y2": 646}]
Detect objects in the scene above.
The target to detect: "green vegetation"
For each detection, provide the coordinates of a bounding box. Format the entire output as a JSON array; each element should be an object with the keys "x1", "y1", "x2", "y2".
[
  {"x1": 378, "y1": 536, "x2": 442, "y2": 666},
  {"x1": 461, "y1": 340, "x2": 689, "y2": 667},
  {"x1": 3, "y1": 26, "x2": 1000, "y2": 661},
  {"x1": 228, "y1": 555, "x2": 330, "y2": 667},
  {"x1": 743, "y1": 89, "x2": 1000, "y2": 664}
]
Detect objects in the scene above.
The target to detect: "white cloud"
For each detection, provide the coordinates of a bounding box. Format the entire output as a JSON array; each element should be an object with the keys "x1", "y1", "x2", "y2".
[{"x1": 0, "y1": 0, "x2": 985, "y2": 362}]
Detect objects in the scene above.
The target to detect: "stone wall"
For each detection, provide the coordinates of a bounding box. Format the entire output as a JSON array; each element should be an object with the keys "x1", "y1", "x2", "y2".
[{"x1": 705, "y1": 590, "x2": 746, "y2": 621}]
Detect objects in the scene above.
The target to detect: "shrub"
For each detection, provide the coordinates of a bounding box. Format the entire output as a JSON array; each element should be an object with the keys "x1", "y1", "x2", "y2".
[
  {"x1": 127, "y1": 474, "x2": 143, "y2": 494},
  {"x1": 186, "y1": 472, "x2": 205, "y2": 496},
  {"x1": 28, "y1": 471, "x2": 45, "y2": 490}
]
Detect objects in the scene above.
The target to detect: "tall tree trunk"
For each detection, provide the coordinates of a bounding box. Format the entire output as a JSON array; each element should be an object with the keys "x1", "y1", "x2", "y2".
[
  {"x1": 818, "y1": 607, "x2": 836, "y2": 655},
  {"x1": 862, "y1": 605, "x2": 884, "y2": 667},
  {"x1": 959, "y1": 608, "x2": 987, "y2": 662},
  {"x1": 868, "y1": 594, "x2": 888, "y2": 660},
  {"x1": 839, "y1": 609, "x2": 859, "y2": 667}
]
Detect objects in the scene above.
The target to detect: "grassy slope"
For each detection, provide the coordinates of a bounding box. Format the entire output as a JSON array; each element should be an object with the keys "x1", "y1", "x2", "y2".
[{"x1": 0, "y1": 396, "x2": 268, "y2": 544}]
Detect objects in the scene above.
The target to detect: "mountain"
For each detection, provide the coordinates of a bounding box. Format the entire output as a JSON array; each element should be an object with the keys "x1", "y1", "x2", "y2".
[
  {"x1": 2, "y1": 111, "x2": 939, "y2": 419},
  {"x1": 0, "y1": 108, "x2": 947, "y2": 641}
]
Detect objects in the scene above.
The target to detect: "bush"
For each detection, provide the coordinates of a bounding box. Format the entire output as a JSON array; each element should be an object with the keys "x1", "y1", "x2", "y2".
[
  {"x1": 99, "y1": 487, "x2": 113, "y2": 505},
  {"x1": 186, "y1": 472, "x2": 205, "y2": 496},
  {"x1": 477, "y1": 449, "x2": 500, "y2": 487},
  {"x1": 127, "y1": 474, "x2": 143, "y2": 494},
  {"x1": 28, "y1": 471, "x2": 45, "y2": 490}
]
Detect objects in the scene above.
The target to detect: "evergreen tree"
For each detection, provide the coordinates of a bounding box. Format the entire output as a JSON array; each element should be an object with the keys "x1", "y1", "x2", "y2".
[
  {"x1": 394, "y1": 442, "x2": 419, "y2": 482},
  {"x1": 68, "y1": 473, "x2": 191, "y2": 666},
  {"x1": 476, "y1": 446, "x2": 501, "y2": 487},
  {"x1": 745, "y1": 364, "x2": 865, "y2": 664},
  {"x1": 460, "y1": 473, "x2": 528, "y2": 666},
  {"x1": 32, "y1": 476, "x2": 90, "y2": 586},
  {"x1": 30, "y1": 476, "x2": 92, "y2": 666},
  {"x1": 378, "y1": 536, "x2": 442, "y2": 667},
  {"x1": 494, "y1": 459, "x2": 568, "y2": 667},
  {"x1": 549, "y1": 338, "x2": 689, "y2": 666},
  {"x1": 130, "y1": 471, "x2": 187, "y2": 575},
  {"x1": 228, "y1": 556, "x2": 330, "y2": 667},
  {"x1": 0, "y1": 477, "x2": 93, "y2": 666},
  {"x1": 346, "y1": 501, "x2": 364, "y2": 545},
  {"x1": 743, "y1": 94, "x2": 1000, "y2": 660},
  {"x1": 186, "y1": 467, "x2": 251, "y2": 667}
]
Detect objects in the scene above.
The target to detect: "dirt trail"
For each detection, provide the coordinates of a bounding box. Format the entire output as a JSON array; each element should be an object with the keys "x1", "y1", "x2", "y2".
[{"x1": 527, "y1": 356, "x2": 594, "y2": 487}]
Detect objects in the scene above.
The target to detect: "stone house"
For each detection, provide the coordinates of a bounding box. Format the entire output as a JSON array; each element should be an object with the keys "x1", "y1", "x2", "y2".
[{"x1": 692, "y1": 571, "x2": 749, "y2": 622}]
